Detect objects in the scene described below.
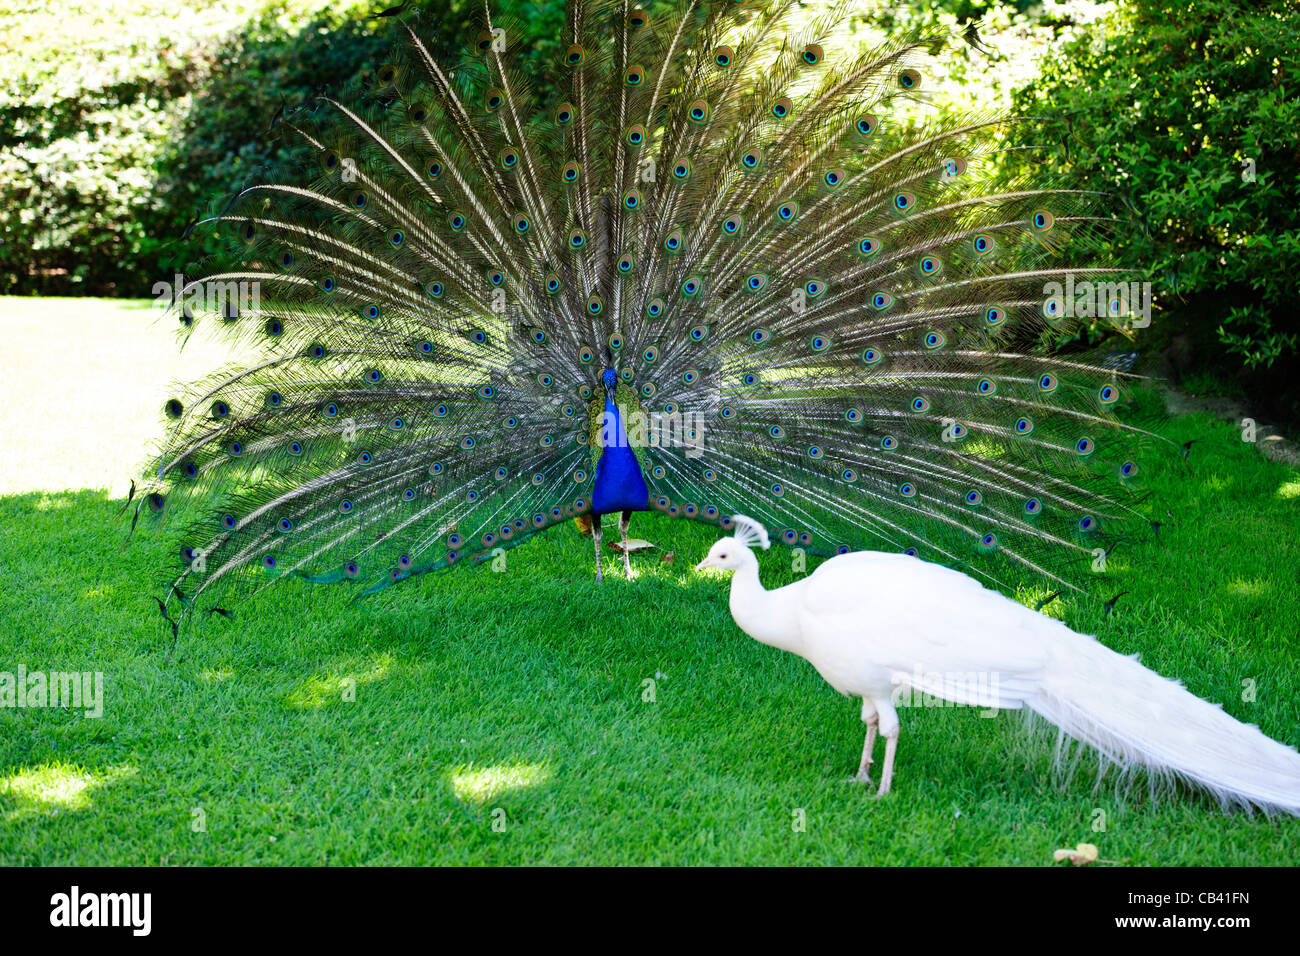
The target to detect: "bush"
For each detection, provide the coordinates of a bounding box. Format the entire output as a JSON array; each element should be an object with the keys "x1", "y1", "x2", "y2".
[
  {"x1": 0, "y1": 0, "x2": 571, "y2": 296},
  {"x1": 1011, "y1": 0, "x2": 1300, "y2": 417},
  {"x1": 0, "y1": 1, "x2": 204, "y2": 295}
]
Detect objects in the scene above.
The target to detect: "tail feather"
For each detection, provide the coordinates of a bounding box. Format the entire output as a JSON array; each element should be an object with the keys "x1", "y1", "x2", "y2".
[
  {"x1": 139, "y1": 0, "x2": 1167, "y2": 622},
  {"x1": 1032, "y1": 637, "x2": 1300, "y2": 814}
]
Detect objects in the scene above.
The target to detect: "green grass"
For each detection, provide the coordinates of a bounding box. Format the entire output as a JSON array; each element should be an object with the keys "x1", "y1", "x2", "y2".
[{"x1": 1, "y1": 296, "x2": 1297, "y2": 865}]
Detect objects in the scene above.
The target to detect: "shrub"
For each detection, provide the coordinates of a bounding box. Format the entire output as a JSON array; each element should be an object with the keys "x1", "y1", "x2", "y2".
[
  {"x1": 1011, "y1": 0, "x2": 1300, "y2": 417},
  {"x1": 0, "y1": 0, "x2": 570, "y2": 296}
]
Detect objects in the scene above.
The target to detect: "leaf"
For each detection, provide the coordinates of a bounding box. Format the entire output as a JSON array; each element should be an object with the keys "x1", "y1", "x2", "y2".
[
  {"x1": 1052, "y1": 842, "x2": 1099, "y2": 866},
  {"x1": 608, "y1": 538, "x2": 656, "y2": 554}
]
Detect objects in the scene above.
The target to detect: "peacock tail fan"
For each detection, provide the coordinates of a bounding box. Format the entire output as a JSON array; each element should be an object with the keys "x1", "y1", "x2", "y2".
[{"x1": 137, "y1": 0, "x2": 1165, "y2": 626}]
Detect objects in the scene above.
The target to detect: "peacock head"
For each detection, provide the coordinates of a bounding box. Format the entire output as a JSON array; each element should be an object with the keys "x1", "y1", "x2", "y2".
[
  {"x1": 695, "y1": 514, "x2": 770, "y2": 573},
  {"x1": 601, "y1": 368, "x2": 618, "y2": 394}
]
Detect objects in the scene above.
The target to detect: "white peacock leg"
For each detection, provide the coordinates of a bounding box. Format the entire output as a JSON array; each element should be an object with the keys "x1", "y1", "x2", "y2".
[
  {"x1": 619, "y1": 509, "x2": 633, "y2": 578},
  {"x1": 873, "y1": 698, "x2": 901, "y2": 796},
  {"x1": 856, "y1": 698, "x2": 879, "y2": 784},
  {"x1": 592, "y1": 514, "x2": 604, "y2": 581}
]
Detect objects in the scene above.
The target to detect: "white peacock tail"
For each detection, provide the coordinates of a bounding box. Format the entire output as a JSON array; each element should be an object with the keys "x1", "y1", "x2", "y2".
[{"x1": 134, "y1": 0, "x2": 1162, "y2": 627}]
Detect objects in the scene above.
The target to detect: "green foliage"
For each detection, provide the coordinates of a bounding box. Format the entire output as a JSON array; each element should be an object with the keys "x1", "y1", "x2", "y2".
[
  {"x1": 0, "y1": 0, "x2": 208, "y2": 294},
  {"x1": 0, "y1": 0, "x2": 574, "y2": 296},
  {"x1": 1011, "y1": 0, "x2": 1300, "y2": 376},
  {"x1": 1218, "y1": 305, "x2": 1299, "y2": 371}
]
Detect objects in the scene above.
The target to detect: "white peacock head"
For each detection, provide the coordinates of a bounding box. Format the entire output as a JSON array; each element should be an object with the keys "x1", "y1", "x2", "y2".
[{"x1": 695, "y1": 514, "x2": 769, "y2": 572}]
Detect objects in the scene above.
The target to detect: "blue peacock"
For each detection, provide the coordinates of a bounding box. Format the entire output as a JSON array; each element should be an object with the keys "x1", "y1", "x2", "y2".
[{"x1": 137, "y1": 0, "x2": 1158, "y2": 629}]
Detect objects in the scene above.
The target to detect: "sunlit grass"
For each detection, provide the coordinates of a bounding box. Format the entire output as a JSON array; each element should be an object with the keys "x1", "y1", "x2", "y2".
[
  {"x1": 0, "y1": 297, "x2": 257, "y2": 496},
  {"x1": 284, "y1": 654, "x2": 395, "y2": 710},
  {"x1": 1225, "y1": 579, "x2": 1269, "y2": 599},
  {"x1": 0, "y1": 764, "x2": 137, "y2": 821},
  {"x1": 450, "y1": 763, "x2": 551, "y2": 804}
]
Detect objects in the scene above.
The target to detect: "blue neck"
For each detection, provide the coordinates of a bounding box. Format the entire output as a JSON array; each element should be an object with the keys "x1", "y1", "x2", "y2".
[
  {"x1": 590, "y1": 390, "x2": 649, "y2": 515},
  {"x1": 603, "y1": 392, "x2": 626, "y2": 445}
]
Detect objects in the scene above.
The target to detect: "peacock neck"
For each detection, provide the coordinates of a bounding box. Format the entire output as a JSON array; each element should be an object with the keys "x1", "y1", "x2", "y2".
[
  {"x1": 603, "y1": 392, "x2": 623, "y2": 440},
  {"x1": 728, "y1": 558, "x2": 804, "y2": 655},
  {"x1": 591, "y1": 388, "x2": 649, "y2": 515}
]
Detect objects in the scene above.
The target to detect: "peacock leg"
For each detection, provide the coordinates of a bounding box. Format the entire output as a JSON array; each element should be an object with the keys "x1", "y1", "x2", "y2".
[
  {"x1": 873, "y1": 698, "x2": 900, "y2": 796},
  {"x1": 592, "y1": 513, "x2": 604, "y2": 582},
  {"x1": 877, "y1": 730, "x2": 900, "y2": 796},
  {"x1": 855, "y1": 699, "x2": 879, "y2": 784},
  {"x1": 619, "y1": 509, "x2": 633, "y2": 578}
]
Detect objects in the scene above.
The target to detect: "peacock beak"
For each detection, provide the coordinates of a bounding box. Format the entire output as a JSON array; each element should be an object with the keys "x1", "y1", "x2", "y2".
[{"x1": 694, "y1": 556, "x2": 713, "y2": 571}]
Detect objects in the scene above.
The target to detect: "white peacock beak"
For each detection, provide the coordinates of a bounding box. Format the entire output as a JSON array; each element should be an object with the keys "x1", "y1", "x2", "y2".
[{"x1": 694, "y1": 556, "x2": 714, "y2": 571}]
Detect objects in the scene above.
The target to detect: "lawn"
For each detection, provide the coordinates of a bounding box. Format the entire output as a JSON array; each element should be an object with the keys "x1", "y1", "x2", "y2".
[{"x1": 0, "y1": 296, "x2": 1296, "y2": 865}]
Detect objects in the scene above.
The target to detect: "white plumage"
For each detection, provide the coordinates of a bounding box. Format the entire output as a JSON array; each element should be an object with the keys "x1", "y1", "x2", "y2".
[{"x1": 696, "y1": 515, "x2": 1300, "y2": 814}]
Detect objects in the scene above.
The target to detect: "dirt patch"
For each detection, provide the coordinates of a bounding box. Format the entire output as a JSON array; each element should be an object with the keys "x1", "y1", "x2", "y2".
[{"x1": 1164, "y1": 388, "x2": 1300, "y2": 467}]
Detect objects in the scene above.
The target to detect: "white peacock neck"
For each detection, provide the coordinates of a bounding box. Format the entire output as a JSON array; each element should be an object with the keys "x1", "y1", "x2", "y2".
[{"x1": 727, "y1": 551, "x2": 804, "y2": 655}]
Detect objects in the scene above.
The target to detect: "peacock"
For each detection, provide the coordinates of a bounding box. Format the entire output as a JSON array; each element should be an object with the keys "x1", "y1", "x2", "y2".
[
  {"x1": 696, "y1": 516, "x2": 1300, "y2": 814},
  {"x1": 137, "y1": 0, "x2": 1159, "y2": 630}
]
